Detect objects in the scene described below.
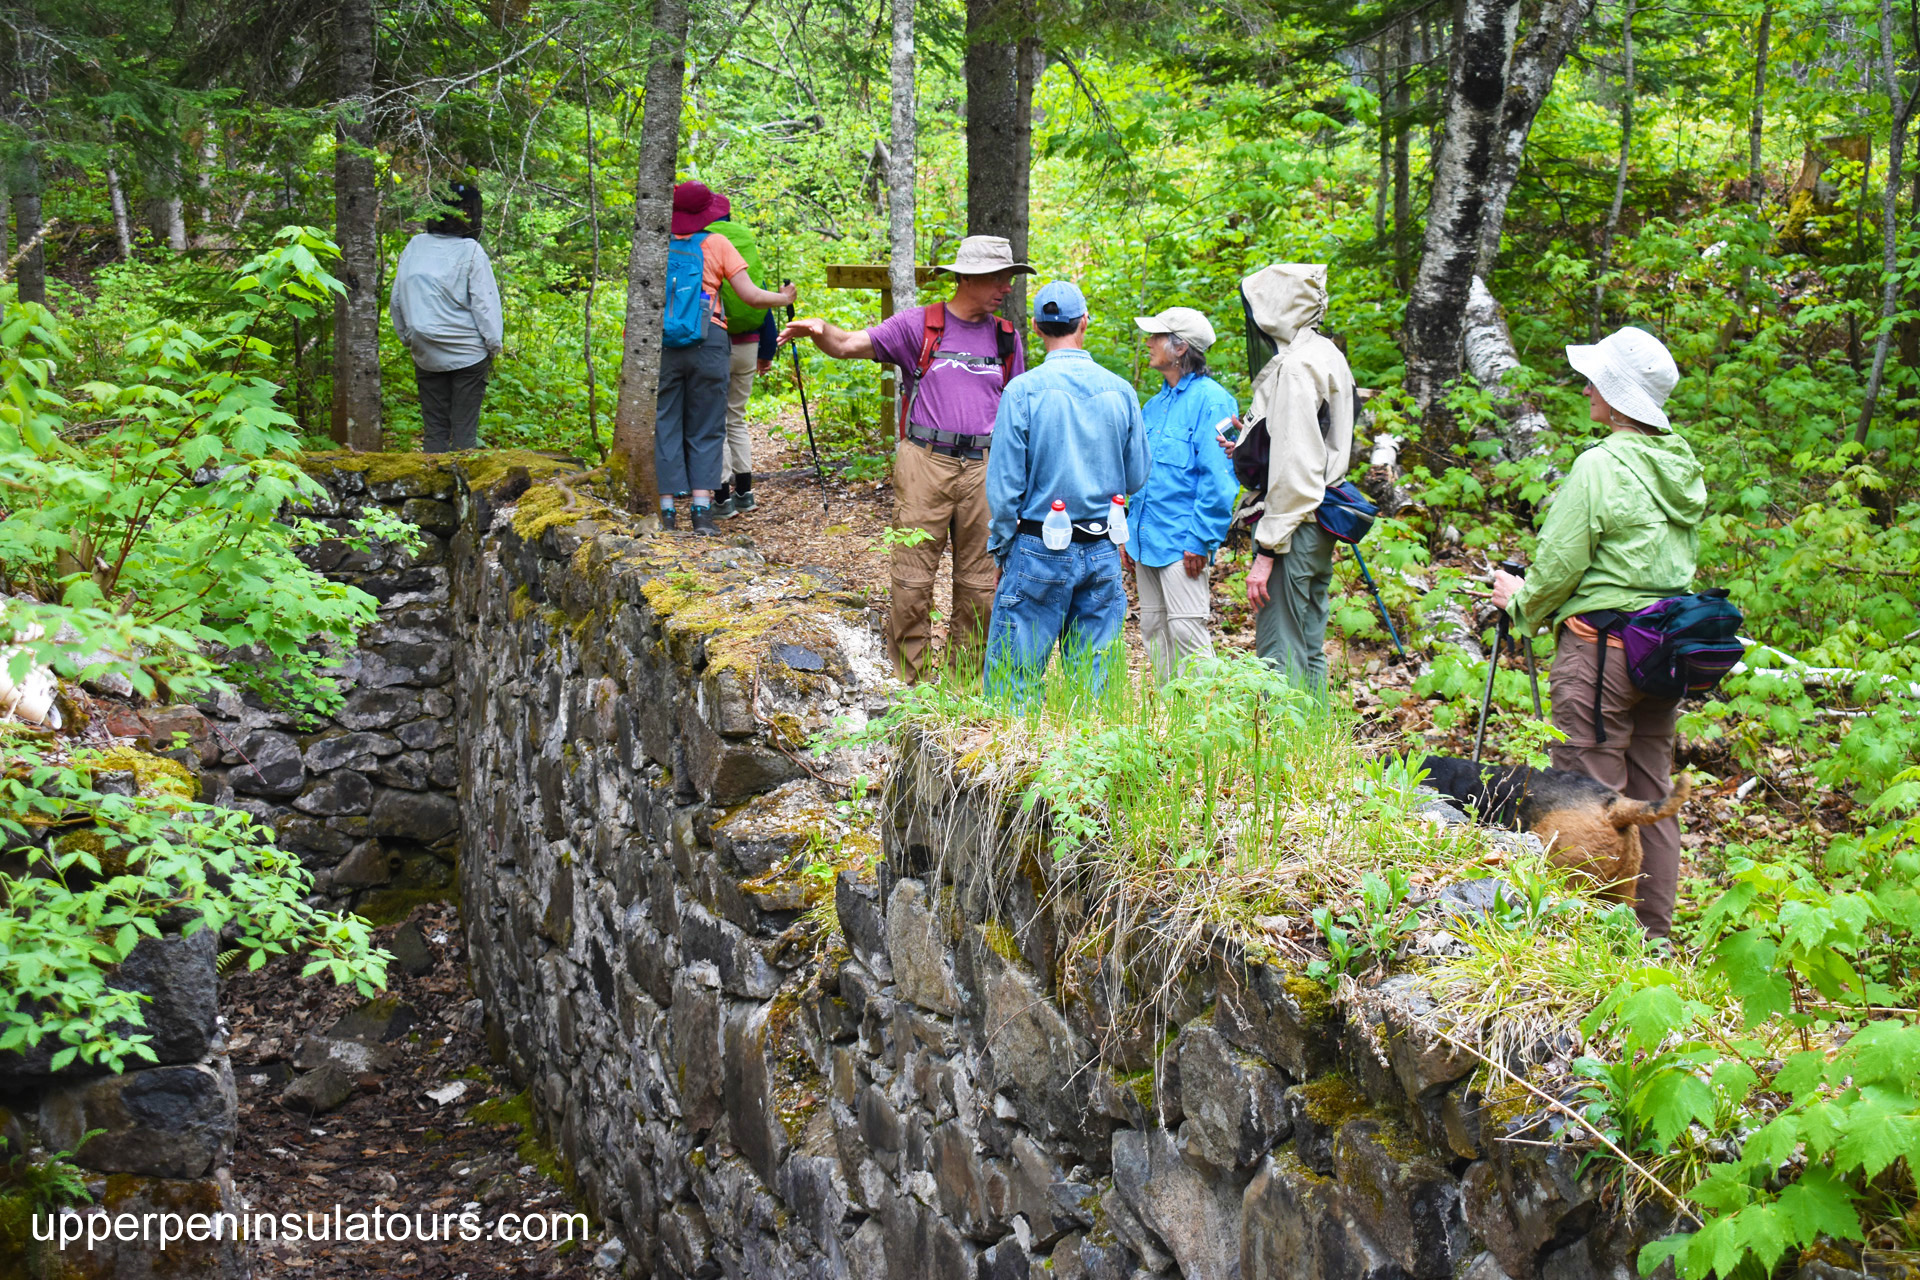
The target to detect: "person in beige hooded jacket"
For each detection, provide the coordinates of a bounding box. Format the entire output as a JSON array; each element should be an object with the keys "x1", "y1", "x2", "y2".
[{"x1": 1238, "y1": 264, "x2": 1354, "y2": 687}]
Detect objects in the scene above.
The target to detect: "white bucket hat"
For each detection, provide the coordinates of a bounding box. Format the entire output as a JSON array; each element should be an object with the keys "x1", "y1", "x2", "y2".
[
  {"x1": 932, "y1": 235, "x2": 1034, "y2": 276},
  {"x1": 1565, "y1": 326, "x2": 1679, "y2": 432}
]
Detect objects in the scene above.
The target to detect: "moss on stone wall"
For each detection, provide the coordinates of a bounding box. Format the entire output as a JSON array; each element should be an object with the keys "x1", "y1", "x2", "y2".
[
  {"x1": 303, "y1": 449, "x2": 581, "y2": 496},
  {"x1": 82, "y1": 745, "x2": 197, "y2": 800}
]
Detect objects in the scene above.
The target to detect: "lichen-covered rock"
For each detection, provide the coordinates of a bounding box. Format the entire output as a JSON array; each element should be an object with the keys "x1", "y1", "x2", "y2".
[
  {"x1": 1176, "y1": 1022, "x2": 1291, "y2": 1172},
  {"x1": 1214, "y1": 960, "x2": 1338, "y2": 1081},
  {"x1": 1332, "y1": 1113, "x2": 1471, "y2": 1279},
  {"x1": 887, "y1": 878, "x2": 960, "y2": 1017},
  {"x1": 1111, "y1": 1127, "x2": 1240, "y2": 1280},
  {"x1": 35, "y1": 1169, "x2": 249, "y2": 1279}
]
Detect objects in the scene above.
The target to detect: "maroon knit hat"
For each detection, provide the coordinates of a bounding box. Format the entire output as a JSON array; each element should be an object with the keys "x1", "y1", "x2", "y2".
[{"x1": 671, "y1": 181, "x2": 725, "y2": 234}]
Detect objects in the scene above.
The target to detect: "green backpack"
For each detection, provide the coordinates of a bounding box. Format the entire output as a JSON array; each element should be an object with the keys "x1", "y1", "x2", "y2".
[{"x1": 706, "y1": 219, "x2": 769, "y2": 336}]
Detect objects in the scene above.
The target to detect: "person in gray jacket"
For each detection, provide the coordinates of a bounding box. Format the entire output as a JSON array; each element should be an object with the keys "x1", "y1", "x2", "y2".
[{"x1": 390, "y1": 183, "x2": 504, "y2": 452}]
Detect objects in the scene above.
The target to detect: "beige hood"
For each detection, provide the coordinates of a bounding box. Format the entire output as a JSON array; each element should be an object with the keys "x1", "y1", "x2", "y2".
[{"x1": 1242, "y1": 263, "x2": 1328, "y2": 344}]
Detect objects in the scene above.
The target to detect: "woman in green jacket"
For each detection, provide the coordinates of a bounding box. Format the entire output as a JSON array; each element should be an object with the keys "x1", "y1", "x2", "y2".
[{"x1": 1491, "y1": 326, "x2": 1705, "y2": 938}]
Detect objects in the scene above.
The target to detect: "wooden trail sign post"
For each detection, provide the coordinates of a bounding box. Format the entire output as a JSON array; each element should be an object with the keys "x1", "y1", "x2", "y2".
[{"x1": 823, "y1": 264, "x2": 937, "y2": 409}]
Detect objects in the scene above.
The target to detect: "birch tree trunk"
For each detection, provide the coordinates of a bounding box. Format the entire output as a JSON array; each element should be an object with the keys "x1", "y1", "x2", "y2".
[
  {"x1": 1590, "y1": 0, "x2": 1634, "y2": 342},
  {"x1": 1404, "y1": 0, "x2": 1595, "y2": 424},
  {"x1": 1465, "y1": 276, "x2": 1552, "y2": 465},
  {"x1": 1855, "y1": 0, "x2": 1918, "y2": 446},
  {"x1": 888, "y1": 0, "x2": 918, "y2": 309},
  {"x1": 330, "y1": 0, "x2": 382, "y2": 451},
  {"x1": 1374, "y1": 34, "x2": 1390, "y2": 245},
  {"x1": 107, "y1": 161, "x2": 133, "y2": 259},
  {"x1": 611, "y1": 0, "x2": 692, "y2": 514},
  {"x1": 11, "y1": 151, "x2": 45, "y2": 306}
]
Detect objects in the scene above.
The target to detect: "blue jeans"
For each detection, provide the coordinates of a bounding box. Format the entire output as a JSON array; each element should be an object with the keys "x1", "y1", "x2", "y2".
[{"x1": 984, "y1": 534, "x2": 1127, "y2": 704}]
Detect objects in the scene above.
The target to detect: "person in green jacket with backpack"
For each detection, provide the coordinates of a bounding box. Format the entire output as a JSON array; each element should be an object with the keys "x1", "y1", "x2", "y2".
[
  {"x1": 707, "y1": 196, "x2": 779, "y2": 518},
  {"x1": 1492, "y1": 325, "x2": 1706, "y2": 938}
]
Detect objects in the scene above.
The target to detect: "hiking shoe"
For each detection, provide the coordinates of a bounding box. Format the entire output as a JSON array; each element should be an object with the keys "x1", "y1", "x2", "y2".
[
  {"x1": 660, "y1": 507, "x2": 677, "y2": 531},
  {"x1": 712, "y1": 495, "x2": 738, "y2": 519},
  {"x1": 690, "y1": 504, "x2": 719, "y2": 535},
  {"x1": 733, "y1": 490, "x2": 757, "y2": 514}
]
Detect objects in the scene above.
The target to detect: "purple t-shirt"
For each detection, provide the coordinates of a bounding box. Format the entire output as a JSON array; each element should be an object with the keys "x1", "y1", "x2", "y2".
[{"x1": 868, "y1": 304, "x2": 1027, "y2": 438}]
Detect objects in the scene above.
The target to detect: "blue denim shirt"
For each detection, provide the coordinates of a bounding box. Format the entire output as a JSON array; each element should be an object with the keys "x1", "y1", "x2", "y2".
[
  {"x1": 1129, "y1": 373, "x2": 1240, "y2": 568},
  {"x1": 987, "y1": 349, "x2": 1150, "y2": 560}
]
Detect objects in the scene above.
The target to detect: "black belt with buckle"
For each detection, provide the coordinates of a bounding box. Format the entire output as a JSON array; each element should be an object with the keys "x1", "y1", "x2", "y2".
[
  {"x1": 1016, "y1": 518, "x2": 1110, "y2": 544},
  {"x1": 906, "y1": 426, "x2": 991, "y2": 458}
]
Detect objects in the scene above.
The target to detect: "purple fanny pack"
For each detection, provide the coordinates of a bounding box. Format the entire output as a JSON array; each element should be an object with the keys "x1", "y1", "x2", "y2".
[{"x1": 1579, "y1": 589, "x2": 1746, "y2": 741}]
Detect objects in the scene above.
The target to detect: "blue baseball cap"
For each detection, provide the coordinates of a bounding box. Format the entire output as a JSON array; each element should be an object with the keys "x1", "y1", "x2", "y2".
[{"x1": 1033, "y1": 280, "x2": 1087, "y2": 322}]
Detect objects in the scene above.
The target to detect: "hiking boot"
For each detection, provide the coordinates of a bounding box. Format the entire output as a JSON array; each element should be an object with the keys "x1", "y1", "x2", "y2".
[
  {"x1": 711, "y1": 494, "x2": 737, "y2": 519},
  {"x1": 659, "y1": 507, "x2": 678, "y2": 531},
  {"x1": 690, "y1": 504, "x2": 719, "y2": 535},
  {"x1": 732, "y1": 490, "x2": 757, "y2": 514}
]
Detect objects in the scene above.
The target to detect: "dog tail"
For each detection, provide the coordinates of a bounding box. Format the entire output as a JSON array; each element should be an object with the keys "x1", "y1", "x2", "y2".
[{"x1": 1608, "y1": 774, "x2": 1691, "y2": 828}]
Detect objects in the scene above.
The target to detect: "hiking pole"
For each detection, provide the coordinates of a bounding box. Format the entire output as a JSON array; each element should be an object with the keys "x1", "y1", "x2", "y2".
[
  {"x1": 784, "y1": 285, "x2": 829, "y2": 513},
  {"x1": 1472, "y1": 610, "x2": 1509, "y2": 766},
  {"x1": 1497, "y1": 558, "x2": 1544, "y2": 719},
  {"x1": 1349, "y1": 546, "x2": 1407, "y2": 659}
]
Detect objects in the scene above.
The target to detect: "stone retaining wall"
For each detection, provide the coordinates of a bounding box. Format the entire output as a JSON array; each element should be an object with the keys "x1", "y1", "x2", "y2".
[{"x1": 448, "y1": 465, "x2": 1667, "y2": 1280}]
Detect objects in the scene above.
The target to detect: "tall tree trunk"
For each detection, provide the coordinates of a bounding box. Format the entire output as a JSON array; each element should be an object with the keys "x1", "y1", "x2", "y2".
[
  {"x1": 107, "y1": 160, "x2": 133, "y2": 259},
  {"x1": 1393, "y1": 22, "x2": 1413, "y2": 288},
  {"x1": 964, "y1": 0, "x2": 1033, "y2": 323},
  {"x1": 330, "y1": 0, "x2": 382, "y2": 450},
  {"x1": 1855, "y1": 0, "x2": 1918, "y2": 446},
  {"x1": 1590, "y1": 0, "x2": 1634, "y2": 342},
  {"x1": 611, "y1": 0, "x2": 691, "y2": 514},
  {"x1": 580, "y1": 49, "x2": 604, "y2": 462},
  {"x1": 1405, "y1": 0, "x2": 1595, "y2": 422},
  {"x1": 1749, "y1": 5, "x2": 1770, "y2": 201},
  {"x1": 888, "y1": 0, "x2": 918, "y2": 309},
  {"x1": 1375, "y1": 33, "x2": 1391, "y2": 245},
  {"x1": 11, "y1": 150, "x2": 45, "y2": 306}
]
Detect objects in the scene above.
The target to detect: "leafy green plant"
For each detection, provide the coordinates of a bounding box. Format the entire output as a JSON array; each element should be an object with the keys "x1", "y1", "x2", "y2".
[
  {"x1": 0, "y1": 736, "x2": 388, "y2": 1073},
  {"x1": 0, "y1": 229, "x2": 388, "y2": 720}
]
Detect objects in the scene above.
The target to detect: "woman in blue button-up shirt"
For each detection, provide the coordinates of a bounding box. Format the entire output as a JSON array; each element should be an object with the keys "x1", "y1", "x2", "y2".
[{"x1": 1128, "y1": 307, "x2": 1240, "y2": 683}]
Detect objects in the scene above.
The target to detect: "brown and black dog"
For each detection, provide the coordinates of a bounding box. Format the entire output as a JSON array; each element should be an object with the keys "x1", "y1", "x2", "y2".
[{"x1": 1419, "y1": 755, "x2": 1690, "y2": 903}]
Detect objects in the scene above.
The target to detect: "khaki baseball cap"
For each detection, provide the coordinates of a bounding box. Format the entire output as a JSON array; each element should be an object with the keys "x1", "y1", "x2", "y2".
[{"x1": 1134, "y1": 306, "x2": 1217, "y2": 351}]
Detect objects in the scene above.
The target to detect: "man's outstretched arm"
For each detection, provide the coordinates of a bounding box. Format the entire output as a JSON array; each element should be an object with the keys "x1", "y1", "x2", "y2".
[{"x1": 777, "y1": 317, "x2": 874, "y2": 360}]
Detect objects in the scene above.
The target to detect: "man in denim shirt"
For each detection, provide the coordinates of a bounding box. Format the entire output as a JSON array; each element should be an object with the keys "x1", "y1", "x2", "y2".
[
  {"x1": 984, "y1": 281, "x2": 1150, "y2": 702},
  {"x1": 1128, "y1": 306, "x2": 1238, "y2": 683}
]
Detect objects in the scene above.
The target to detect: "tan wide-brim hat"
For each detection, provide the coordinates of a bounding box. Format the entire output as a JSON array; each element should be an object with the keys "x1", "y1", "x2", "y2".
[
  {"x1": 1566, "y1": 325, "x2": 1679, "y2": 432},
  {"x1": 933, "y1": 235, "x2": 1034, "y2": 276},
  {"x1": 1134, "y1": 306, "x2": 1217, "y2": 351}
]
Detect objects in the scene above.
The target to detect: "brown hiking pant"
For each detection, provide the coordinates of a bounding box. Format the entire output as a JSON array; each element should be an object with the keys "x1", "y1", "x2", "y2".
[
  {"x1": 1547, "y1": 626, "x2": 1683, "y2": 937},
  {"x1": 889, "y1": 439, "x2": 996, "y2": 684}
]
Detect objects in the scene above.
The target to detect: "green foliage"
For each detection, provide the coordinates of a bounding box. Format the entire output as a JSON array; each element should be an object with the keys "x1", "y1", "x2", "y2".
[
  {"x1": 0, "y1": 735, "x2": 388, "y2": 1074},
  {"x1": 0, "y1": 230, "x2": 389, "y2": 721}
]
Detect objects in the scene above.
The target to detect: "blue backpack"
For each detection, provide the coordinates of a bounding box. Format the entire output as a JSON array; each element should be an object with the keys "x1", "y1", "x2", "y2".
[{"x1": 663, "y1": 233, "x2": 710, "y2": 348}]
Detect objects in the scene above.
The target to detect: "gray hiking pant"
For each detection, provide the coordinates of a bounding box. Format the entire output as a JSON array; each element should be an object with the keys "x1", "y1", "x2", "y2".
[
  {"x1": 656, "y1": 326, "x2": 731, "y2": 494},
  {"x1": 1254, "y1": 523, "x2": 1334, "y2": 688},
  {"x1": 417, "y1": 356, "x2": 491, "y2": 452}
]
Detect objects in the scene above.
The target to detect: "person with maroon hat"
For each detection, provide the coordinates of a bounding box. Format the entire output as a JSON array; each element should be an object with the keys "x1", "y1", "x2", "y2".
[{"x1": 658, "y1": 181, "x2": 794, "y2": 533}]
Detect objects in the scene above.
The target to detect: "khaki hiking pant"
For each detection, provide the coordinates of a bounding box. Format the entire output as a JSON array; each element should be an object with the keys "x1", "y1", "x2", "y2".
[
  {"x1": 724, "y1": 340, "x2": 758, "y2": 477},
  {"x1": 1136, "y1": 559, "x2": 1214, "y2": 684},
  {"x1": 1253, "y1": 523, "x2": 1334, "y2": 689},
  {"x1": 1548, "y1": 626, "x2": 1683, "y2": 938},
  {"x1": 890, "y1": 439, "x2": 995, "y2": 684}
]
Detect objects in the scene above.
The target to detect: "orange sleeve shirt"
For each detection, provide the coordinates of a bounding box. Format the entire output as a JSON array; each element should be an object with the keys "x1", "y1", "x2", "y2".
[{"x1": 701, "y1": 234, "x2": 750, "y2": 322}]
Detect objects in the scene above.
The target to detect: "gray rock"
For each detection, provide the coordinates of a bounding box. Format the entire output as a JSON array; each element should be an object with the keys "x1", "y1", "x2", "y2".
[
  {"x1": 1110, "y1": 1128, "x2": 1240, "y2": 1280},
  {"x1": 291, "y1": 1035, "x2": 396, "y2": 1074},
  {"x1": 1176, "y1": 1022, "x2": 1291, "y2": 1172},
  {"x1": 721, "y1": 1000, "x2": 788, "y2": 1186},
  {"x1": 1214, "y1": 961, "x2": 1338, "y2": 1080},
  {"x1": 324, "y1": 996, "x2": 418, "y2": 1043},
  {"x1": 333, "y1": 838, "x2": 393, "y2": 888},
  {"x1": 1334, "y1": 1114, "x2": 1470, "y2": 1278},
  {"x1": 375, "y1": 750, "x2": 433, "y2": 791},
  {"x1": 292, "y1": 768, "x2": 375, "y2": 816},
  {"x1": 887, "y1": 878, "x2": 959, "y2": 1016},
  {"x1": 231, "y1": 730, "x2": 306, "y2": 796},
  {"x1": 837, "y1": 870, "x2": 893, "y2": 981},
  {"x1": 367, "y1": 787, "x2": 460, "y2": 841},
  {"x1": 41, "y1": 1062, "x2": 238, "y2": 1177},
  {"x1": 304, "y1": 731, "x2": 403, "y2": 772},
  {"x1": 388, "y1": 920, "x2": 435, "y2": 975},
  {"x1": 336, "y1": 687, "x2": 427, "y2": 732},
  {"x1": 112, "y1": 929, "x2": 219, "y2": 1068},
  {"x1": 280, "y1": 1062, "x2": 357, "y2": 1114},
  {"x1": 395, "y1": 715, "x2": 455, "y2": 750}
]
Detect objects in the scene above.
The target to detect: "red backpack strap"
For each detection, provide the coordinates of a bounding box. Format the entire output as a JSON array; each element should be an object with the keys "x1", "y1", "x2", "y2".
[
  {"x1": 994, "y1": 316, "x2": 1017, "y2": 387},
  {"x1": 898, "y1": 302, "x2": 947, "y2": 440}
]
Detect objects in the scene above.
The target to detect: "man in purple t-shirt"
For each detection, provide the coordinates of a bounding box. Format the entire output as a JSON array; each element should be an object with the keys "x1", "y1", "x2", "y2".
[{"x1": 779, "y1": 235, "x2": 1031, "y2": 683}]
